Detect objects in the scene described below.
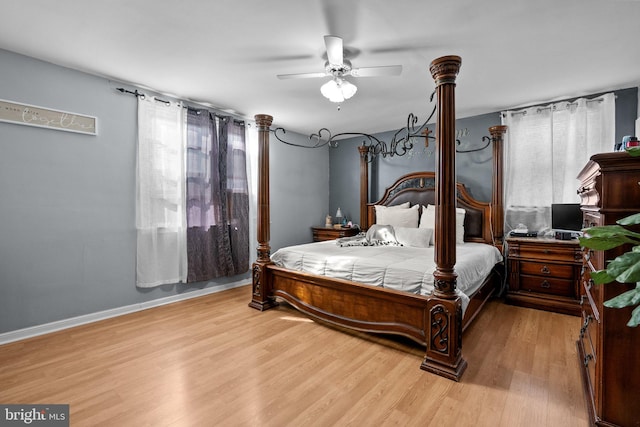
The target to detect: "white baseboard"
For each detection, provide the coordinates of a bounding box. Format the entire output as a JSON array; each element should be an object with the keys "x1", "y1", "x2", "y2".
[{"x1": 0, "y1": 281, "x2": 249, "y2": 345}]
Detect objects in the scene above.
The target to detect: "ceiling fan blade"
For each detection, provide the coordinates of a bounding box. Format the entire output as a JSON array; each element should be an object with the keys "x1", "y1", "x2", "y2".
[
  {"x1": 277, "y1": 71, "x2": 328, "y2": 80},
  {"x1": 324, "y1": 35, "x2": 344, "y2": 66},
  {"x1": 350, "y1": 65, "x2": 403, "y2": 77},
  {"x1": 321, "y1": 0, "x2": 358, "y2": 46}
]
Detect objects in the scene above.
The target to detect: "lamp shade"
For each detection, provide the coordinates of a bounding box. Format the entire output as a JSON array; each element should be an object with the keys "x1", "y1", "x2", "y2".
[
  {"x1": 340, "y1": 80, "x2": 357, "y2": 99},
  {"x1": 321, "y1": 78, "x2": 357, "y2": 103}
]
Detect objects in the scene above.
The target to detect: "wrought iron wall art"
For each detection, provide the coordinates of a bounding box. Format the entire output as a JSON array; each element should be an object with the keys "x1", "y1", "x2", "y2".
[{"x1": 272, "y1": 90, "x2": 493, "y2": 161}]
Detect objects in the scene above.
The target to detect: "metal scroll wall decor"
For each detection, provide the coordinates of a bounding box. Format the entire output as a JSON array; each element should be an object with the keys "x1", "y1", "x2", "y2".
[{"x1": 272, "y1": 91, "x2": 493, "y2": 161}]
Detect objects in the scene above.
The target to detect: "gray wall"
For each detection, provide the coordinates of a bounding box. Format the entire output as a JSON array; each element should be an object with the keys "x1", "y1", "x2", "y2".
[
  {"x1": 329, "y1": 112, "x2": 502, "y2": 226},
  {"x1": 330, "y1": 88, "x2": 638, "y2": 225},
  {"x1": 0, "y1": 49, "x2": 328, "y2": 334},
  {"x1": 614, "y1": 87, "x2": 638, "y2": 143},
  {"x1": 269, "y1": 131, "x2": 330, "y2": 251}
]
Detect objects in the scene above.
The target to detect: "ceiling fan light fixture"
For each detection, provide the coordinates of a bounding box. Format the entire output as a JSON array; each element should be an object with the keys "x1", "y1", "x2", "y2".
[
  {"x1": 321, "y1": 78, "x2": 357, "y2": 103},
  {"x1": 340, "y1": 80, "x2": 357, "y2": 99}
]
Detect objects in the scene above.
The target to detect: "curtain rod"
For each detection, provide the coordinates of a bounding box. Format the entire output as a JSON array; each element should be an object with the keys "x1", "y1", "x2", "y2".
[
  {"x1": 115, "y1": 87, "x2": 246, "y2": 125},
  {"x1": 503, "y1": 94, "x2": 610, "y2": 118}
]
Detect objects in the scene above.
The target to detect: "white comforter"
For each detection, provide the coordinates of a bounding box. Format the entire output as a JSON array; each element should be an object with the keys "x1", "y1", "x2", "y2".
[{"x1": 271, "y1": 241, "x2": 503, "y2": 308}]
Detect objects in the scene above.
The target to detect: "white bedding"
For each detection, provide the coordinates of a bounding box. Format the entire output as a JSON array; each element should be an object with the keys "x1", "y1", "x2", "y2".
[{"x1": 271, "y1": 240, "x2": 503, "y2": 310}]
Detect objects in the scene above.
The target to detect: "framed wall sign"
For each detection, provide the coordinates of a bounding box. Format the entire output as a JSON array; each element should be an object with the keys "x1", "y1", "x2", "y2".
[{"x1": 0, "y1": 99, "x2": 97, "y2": 135}]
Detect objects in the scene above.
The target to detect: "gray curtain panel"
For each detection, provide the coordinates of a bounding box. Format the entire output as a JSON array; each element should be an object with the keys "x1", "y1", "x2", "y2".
[{"x1": 186, "y1": 110, "x2": 249, "y2": 282}]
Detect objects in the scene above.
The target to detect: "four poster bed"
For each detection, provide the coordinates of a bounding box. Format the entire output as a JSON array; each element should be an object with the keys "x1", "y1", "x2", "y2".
[{"x1": 249, "y1": 56, "x2": 507, "y2": 381}]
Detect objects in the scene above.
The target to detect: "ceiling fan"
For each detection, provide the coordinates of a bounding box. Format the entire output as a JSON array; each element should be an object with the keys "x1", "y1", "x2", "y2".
[{"x1": 277, "y1": 35, "x2": 403, "y2": 103}]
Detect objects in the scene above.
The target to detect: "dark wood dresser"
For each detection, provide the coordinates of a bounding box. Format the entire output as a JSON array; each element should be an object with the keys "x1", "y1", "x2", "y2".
[
  {"x1": 505, "y1": 237, "x2": 582, "y2": 315},
  {"x1": 576, "y1": 151, "x2": 640, "y2": 427},
  {"x1": 311, "y1": 226, "x2": 359, "y2": 242}
]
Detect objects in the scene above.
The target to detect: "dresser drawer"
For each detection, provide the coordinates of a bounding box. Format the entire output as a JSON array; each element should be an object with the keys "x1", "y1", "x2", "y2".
[
  {"x1": 520, "y1": 275, "x2": 575, "y2": 297},
  {"x1": 582, "y1": 276, "x2": 600, "y2": 322},
  {"x1": 516, "y1": 245, "x2": 578, "y2": 263},
  {"x1": 520, "y1": 261, "x2": 574, "y2": 279},
  {"x1": 581, "y1": 290, "x2": 599, "y2": 346},
  {"x1": 579, "y1": 309, "x2": 598, "y2": 399}
]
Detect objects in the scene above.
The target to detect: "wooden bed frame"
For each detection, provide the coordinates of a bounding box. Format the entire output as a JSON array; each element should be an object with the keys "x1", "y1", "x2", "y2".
[{"x1": 249, "y1": 56, "x2": 507, "y2": 381}]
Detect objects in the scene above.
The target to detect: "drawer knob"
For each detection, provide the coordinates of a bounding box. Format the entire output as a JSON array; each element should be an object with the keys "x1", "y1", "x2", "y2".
[
  {"x1": 540, "y1": 280, "x2": 551, "y2": 289},
  {"x1": 541, "y1": 265, "x2": 551, "y2": 274}
]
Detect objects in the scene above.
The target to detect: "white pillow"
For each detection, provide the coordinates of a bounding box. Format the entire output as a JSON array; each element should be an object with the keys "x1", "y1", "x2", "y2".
[
  {"x1": 419, "y1": 204, "x2": 435, "y2": 231},
  {"x1": 455, "y1": 208, "x2": 466, "y2": 244},
  {"x1": 419, "y1": 204, "x2": 465, "y2": 244},
  {"x1": 375, "y1": 204, "x2": 419, "y2": 228},
  {"x1": 374, "y1": 201, "x2": 410, "y2": 214},
  {"x1": 395, "y1": 227, "x2": 433, "y2": 248}
]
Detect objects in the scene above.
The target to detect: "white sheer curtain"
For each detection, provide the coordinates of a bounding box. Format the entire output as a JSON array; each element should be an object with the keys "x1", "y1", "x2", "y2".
[
  {"x1": 136, "y1": 97, "x2": 188, "y2": 287},
  {"x1": 502, "y1": 93, "x2": 615, "y2": 233}
]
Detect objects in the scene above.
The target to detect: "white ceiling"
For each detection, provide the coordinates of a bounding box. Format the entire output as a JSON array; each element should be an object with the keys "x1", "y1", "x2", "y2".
[{"x1": 1, "y1": 0, "x2": 639, "y2": 136}]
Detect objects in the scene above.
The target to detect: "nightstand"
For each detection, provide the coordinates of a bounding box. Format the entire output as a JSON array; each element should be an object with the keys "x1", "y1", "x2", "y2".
[
  {"x1": 505, "y1": 236, "x2": 582, "y2": 316},
  {"x1": 311, "y1": 226, "x2": 359, "y2": 242}
]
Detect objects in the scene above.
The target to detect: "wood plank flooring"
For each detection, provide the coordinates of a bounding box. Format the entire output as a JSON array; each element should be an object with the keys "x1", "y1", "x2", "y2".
[{"x1": 0, "y1": 285, "x2": 588, "y2": 426}]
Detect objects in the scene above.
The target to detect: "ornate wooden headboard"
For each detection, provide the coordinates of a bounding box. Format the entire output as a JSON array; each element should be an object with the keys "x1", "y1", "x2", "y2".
[
  {"x1": 359, "y1": 125, "x2": 507, "y2": 248},
  {"x1": 364, "y1": 171, "x2": 494, "y2": 245}
]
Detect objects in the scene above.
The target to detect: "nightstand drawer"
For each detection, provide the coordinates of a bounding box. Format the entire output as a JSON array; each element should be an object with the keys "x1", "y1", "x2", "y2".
[
  {"x1": 505, "y1": 237, "x2": 581, "y2": 315},
  {"x1": 311, "y1": 226, "x2": 359, "y2": 242},
  {"x1": 520, "y1": 275, "x2": 574, "y2": 297},
  {"x1": 517, "y1": 245, "x2": 577, "y2": 263},
  {"x1": 520, "y1": 261, "x2": 574, "y2": 279}
]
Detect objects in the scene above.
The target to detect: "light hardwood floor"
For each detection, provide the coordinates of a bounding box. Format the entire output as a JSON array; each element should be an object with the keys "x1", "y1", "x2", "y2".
[{"x1": 0, "y1": 285, "x2": 588, "y2": 427}]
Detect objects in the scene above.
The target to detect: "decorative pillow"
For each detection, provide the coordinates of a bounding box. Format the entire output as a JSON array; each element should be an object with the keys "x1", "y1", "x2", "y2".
[
  {"x1": 419, "y1": 204, "x2": 466, "y2": 244},
  {"x1": 365, "y1": 224, "x2": 400, "y2": 245},
  {"x1": 375, "y1": 204, "x2": 419, "y2": 228},
  {"x1": 395, "y1": 227, "x2": 433, "y2": 248}
]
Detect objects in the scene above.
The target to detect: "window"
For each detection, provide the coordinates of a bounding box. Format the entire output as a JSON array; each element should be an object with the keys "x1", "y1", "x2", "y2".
[
  {"x1": 502, "y1": 93, "x2": 615, "y2": 233},
  {"x1": 136, "y1": 97, "x2": 250, "y2": 287}
]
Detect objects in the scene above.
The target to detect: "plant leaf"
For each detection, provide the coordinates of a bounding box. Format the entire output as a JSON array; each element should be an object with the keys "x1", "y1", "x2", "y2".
[
  {"x1": 608, "y1": 251, "x2": 640, "y2": 283},
  {"x1": 603, "y1": 287, "x2": 640, "y2": 309},
  {"x1": 579, "y1": 235, "x2": 635, "y2": 251},
  {"x1": 590, "y1": 269, "x2": 616, "y2": 285},
  {"x1": 585, "y1": 224, "x2": 640, "y2": 240},
  {"x1": 617, "y1": 213, "x2": 640, "y2": 226},
  {"x1": 628, "y1": 305, "x2": 640, "y2": 327},
  {"x1": 579, "y1": 225, "x2": 640, "y2": 250}
]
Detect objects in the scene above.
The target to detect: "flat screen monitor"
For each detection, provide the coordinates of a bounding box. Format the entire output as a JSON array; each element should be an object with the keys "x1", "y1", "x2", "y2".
[{"x1": 551, "y1": 203, "x2": 583, "y2": 232}]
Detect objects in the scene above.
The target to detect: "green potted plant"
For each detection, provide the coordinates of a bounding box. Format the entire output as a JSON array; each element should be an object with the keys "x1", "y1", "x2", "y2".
[{"x1": 578, "y1": 146, "x2": 640, "y2": 327}]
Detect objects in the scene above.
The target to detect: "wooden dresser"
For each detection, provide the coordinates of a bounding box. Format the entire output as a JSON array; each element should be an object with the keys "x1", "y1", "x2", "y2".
[
  {"x1": 311, "y1": 226, "x2": 359, "y2": 242},
  {"x1": 505, "y1": 237, "x2": 582, "y2": 316},
  {"x1": 576, "y1": 152, "x2": 640, "y2": 427}
]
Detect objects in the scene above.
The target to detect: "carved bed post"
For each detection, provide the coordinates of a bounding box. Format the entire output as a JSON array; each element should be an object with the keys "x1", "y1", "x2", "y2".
[
  {"x1": 358, "y1": 144, "x2": 370, "y2": 229},
  {"x1": 249, "y1": 114, "x2": 277, "y2": 311},
  {"x1": 489, "y1": 125, "x2": 507, "y2": 248},
  {"x1": 421, "y1": 55, "x2": 467, "y2": 380}
]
